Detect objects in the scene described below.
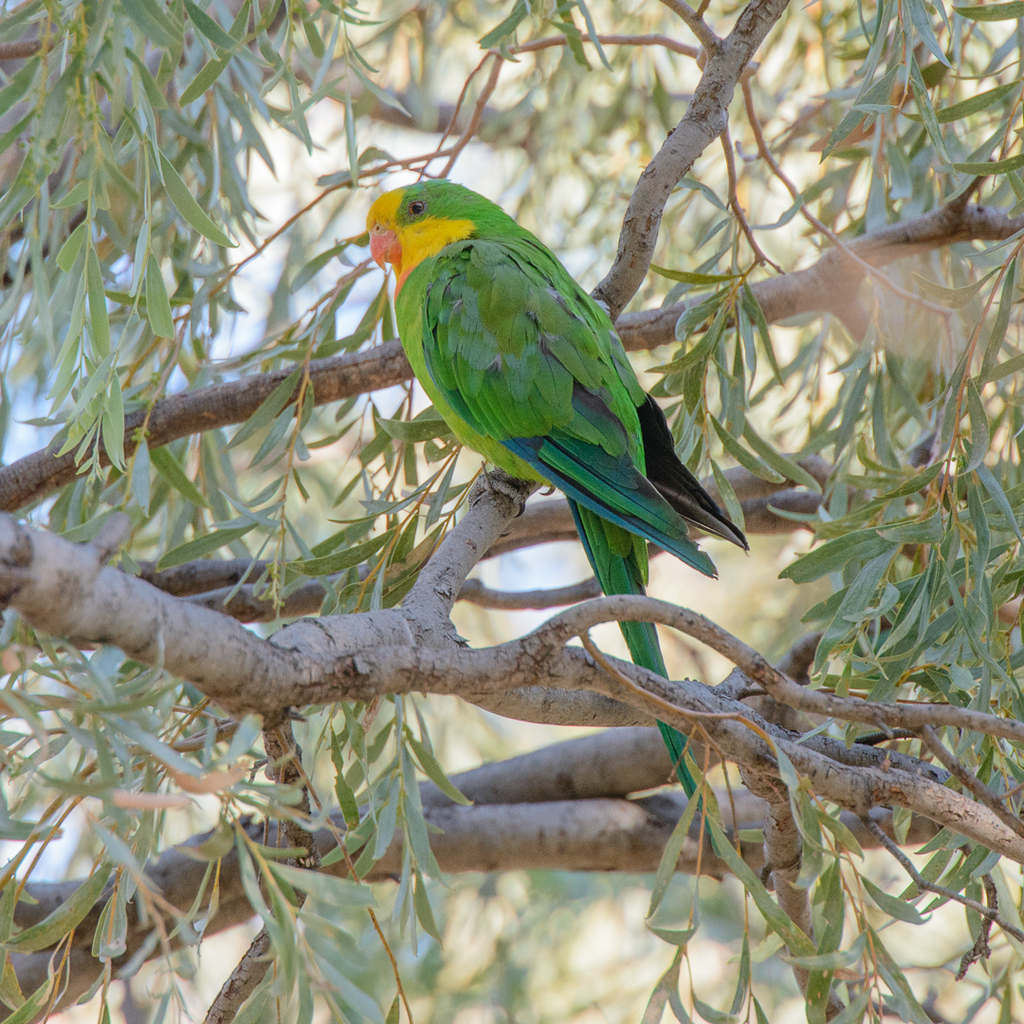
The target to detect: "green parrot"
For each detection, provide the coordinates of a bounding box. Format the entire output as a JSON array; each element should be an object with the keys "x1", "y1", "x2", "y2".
[{"x1": 367, "y1": 180, "x2": 747, "y2": 797}]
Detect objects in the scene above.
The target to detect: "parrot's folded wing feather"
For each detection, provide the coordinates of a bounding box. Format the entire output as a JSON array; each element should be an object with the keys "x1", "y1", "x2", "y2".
[{"x1": 420, "y1": 238, "x2": 718, "y2": 578}]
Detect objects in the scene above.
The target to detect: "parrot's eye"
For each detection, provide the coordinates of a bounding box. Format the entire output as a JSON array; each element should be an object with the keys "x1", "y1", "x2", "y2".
[{"x1": 408, "y1": 200, "x2": 426, "y2": 216}]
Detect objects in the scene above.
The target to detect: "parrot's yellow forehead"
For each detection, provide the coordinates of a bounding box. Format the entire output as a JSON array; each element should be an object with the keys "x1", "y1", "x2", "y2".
[{"x1": 367, "y1": 190, "x2": 403, "y2": 229}]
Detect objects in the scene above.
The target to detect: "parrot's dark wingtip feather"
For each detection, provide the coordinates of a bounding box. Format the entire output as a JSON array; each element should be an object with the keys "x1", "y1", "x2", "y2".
[{"x1": 637, "y1": 395, "x2": 749, "y2": 552}]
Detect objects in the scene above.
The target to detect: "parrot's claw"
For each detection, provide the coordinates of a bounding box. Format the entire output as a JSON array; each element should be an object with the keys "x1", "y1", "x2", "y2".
[{"x1": 473, "y1": 467, "x2": 534, "y2": 518}]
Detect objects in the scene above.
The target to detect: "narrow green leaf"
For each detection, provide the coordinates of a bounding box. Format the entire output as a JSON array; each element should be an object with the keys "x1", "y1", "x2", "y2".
[
  {"x1": 912, "y1": 268, "x2": 997, "y2": 308},
  {"x1": 150, "y1": 446, "x2": 212, "y2": 508},
  {"x1": 412, "y1": 869, "x2": 441, "y2": 941},
  {"x1": 953, "y1": 2, "x2": 1024, "y2": 20},
  {"x1": 0, "y1": 62, "x2": 37, "y2": 122},
  {"x1": 706, "y1": 817, "x2": 816, "y2": 956},
  {"x1": 952, "y1": 153, "x2": 1024, "y2": 175},
  {"x1": 909, "y1": 54, "x2": 950, "y2": 165},
  {"x1": 56, "y1": 222, "x2": 86, "y2": 272},
  {"x1": 934, "y1": 82, "x2": 1020, "y2": 123},
  {"x1": 965, "y1": 378, "x2": 990, "y2": 472},
  {"x1": 0, "y1": 976, "x2": 52, "y2": 1024},
  {"x1": 183, "y1": 0, "x2": 237, "y2": 50},
  {"x1": 121, "y1": 0, "x2": 183, "y2": 51},
  {"x1": 376, "y1": 409, "x2": 451, "y2": 443},
  {"x1": 156, "y1": 524, "x2": 256, "y2": 571},
  {"x1": 228, "y1": 366, "x2": 303, "y2": 449},
  {"x1": 479, "y1": 0, "x2": 528, "y2": 47},
  {"x1": 86, "y1": 248, "x2": 111, "y2": 357},
  {"x1": 290, "y1": 532, "x2": 390, "y2": 577},
  {"x1": 648, "y1": 788, "x2": 701, "y2": 917},
  {"x1": 53, "y1": 181, "x2": 89, "y2": 210},
  {"x1": 407, "y1": 735, "x2": 472, "y2": 805},
  {"x1": 4, "y1": 862, "x2": 112, "y2": 952},
  {"x1": 158, "y1": 153, "x2": 234, "y2": 247},
  {"x1": 742, "y1": 422, "x2": 821, "y2": 492},
  {"x1": 906, "y1": 0, "x2": 951, "y2": 66},
  {"x1": 650, "y1": 265, "x2": 737, "y2": 285},
  {"x1": 711, "y1": 418, "x2": 785, "y2": 484},
  {"x1": 101, "y1": 377, "x2": 126, "y2": 472},
  {"x1": 146, "y1": 254, "x2": 175, "y2": 338},
  {"x1": 179, "y1": 53, "x2": 231, "y2": 104},
  {"x1": 862, "y1": 877, "x2": 926, "y2": 923}
]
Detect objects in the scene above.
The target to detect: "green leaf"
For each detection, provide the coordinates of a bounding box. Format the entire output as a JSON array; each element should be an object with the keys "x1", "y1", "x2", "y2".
[
  {"x1": 650, "y1": 265, "x2": 737, "y2": 285},
  {"x1": 269, "y1": 863, "x2": 376, "y2": 909},
  {"x1": 102, "y1": 376, "x2": 126, "y2": 472},
  {"x1": 86, "y1": 247, "x2": 111, "y2": 357},
  {"x1": 407, "y1": 735, "x2": 472, "y2": 805},
  {"x1": 648, "y1": 787, "x2": 701, "y2": 917},
  {"x1": 375, "y1": 409, "x2": 452, "y2": 443},
  {"x1": 711, "y1": 418, "x2": 786, "y2": 484},
  {"x1": 156, "y1": 524, "x2": 256, "y2": 570},
  {"x1": 911, "y1": 267, "x2": 997, "y2": 308},
  {"x1": 906, "y1": 0, "x2": 950, "y2": 66},
  {"x1": 4, "y1": 862, "x2": 113, "y2": 952},
  {"x1": 479, "y1": 0, "x2": 528, "y2": 47},
  {"x1": 158, "y1": 153, "x2": 234, "y2": 247},
  {"x1": 965, "y1": 378, "x2": 990, "y2": 472},
  {"x1": 706, "y1": 817, "x2": 816, "y2": 956},
  {"x1": 150, "y1": 446, "x2": 212, "y2": 508},
  {"x1": 146, "y1": 254, "x2": 175, "y2": 338},
  {"x1": 0, "y1": 976, "x2": 52, "y2": 1024},
  {"x1": 121, "y1": 0, "x2": 184, "y2": 51},
  {"x1": 180, "y1": 52, "x2": 232, "y2": 104},
  {"x1": 0, "y1": 61, "x2": 37, "y2": 123},
  {"x1": 933, "y1": 82, "x2": 1020, "y2": 123},
  {"x1": 412, "y1": 869, "x2": 441, "y2": 941},
  {"x1": 953, "y1": 2, "x2": 1024, "y2": 19},
  {"x1": 290, "y1": 532, "x2": 390, "y2": 577},
  {"x1": 742, "y1": 422, "x2": 821, "y2": 492},
  {"x1": 952, "y1": 153, "x2": 1024, "y2": 175},
  {"x1": 908, "y1": 53, "x2": 950, "y2": 165},
  {"x1": 183, "y1": 0, "x2": 237, "y2": 51},
  {"x1": 227, "y1": 366, "x2": 303, "y2": 449},
  {"x1": 53, "y1": 180, "x2": 89, "y2": 209},
  {"x1": 862, "y1": 877, "x2": 926, "y2": 923},
  {"x1": 56, "y1": 222, "x2": 86, "y2": 272}
]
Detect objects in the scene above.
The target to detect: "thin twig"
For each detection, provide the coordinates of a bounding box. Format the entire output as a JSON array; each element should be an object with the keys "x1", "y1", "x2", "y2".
[
  {"x1": 741, "y1": 78, "x2": 955, "y2": 322},
  {"x1": 438, "y1": 55, "x2": 504, "y2": 178},
  {"x1": 861, "y1": 816, "x2": 1024, "y2": 944},
  {"x1": 720, "y1": 127, "x2": 780, "y2": 270}
]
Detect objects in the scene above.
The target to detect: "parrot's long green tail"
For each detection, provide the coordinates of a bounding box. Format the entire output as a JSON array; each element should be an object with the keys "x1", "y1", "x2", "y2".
[{"x1": 568, "y1": 500, "x2": 698, "y2": 798}]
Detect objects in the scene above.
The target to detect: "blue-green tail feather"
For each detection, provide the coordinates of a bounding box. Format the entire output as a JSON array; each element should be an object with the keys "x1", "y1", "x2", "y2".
[{"x1": 568, "y1": 499, "x2": 698, "y2": 798}]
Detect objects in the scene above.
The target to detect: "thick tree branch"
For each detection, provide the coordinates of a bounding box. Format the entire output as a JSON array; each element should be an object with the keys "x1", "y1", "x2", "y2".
[
  {"x1": 617, "y1": 201, "x2": 1024, "y2": 352},
  {"x1": 7, "y1": 733, "x2": 940, "y2": 1016},
  {"x1": 0, "y1": 340, "x2": 411, "y2": 513}
]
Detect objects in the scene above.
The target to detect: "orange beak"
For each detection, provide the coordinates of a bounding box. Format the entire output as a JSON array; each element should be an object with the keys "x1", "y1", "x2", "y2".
[{"x1": 369, "y1": 225, "x2": 400, "y2": 270}]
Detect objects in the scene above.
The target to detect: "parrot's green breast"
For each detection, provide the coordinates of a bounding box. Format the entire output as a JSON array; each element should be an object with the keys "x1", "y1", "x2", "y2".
[{"x1": 395, "y1": 287, "x2": 547, "y2": 484}]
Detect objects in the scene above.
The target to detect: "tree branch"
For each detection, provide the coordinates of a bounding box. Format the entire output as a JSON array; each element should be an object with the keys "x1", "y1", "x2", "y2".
[
  {"x1": 593, "y1": 0, "x2": 793, "y2": 318},
  {"x1": 1, "y1": 192, "x2": 1020, "y2": 516},
  {"x1": 7, "y1": 728, "x2": 940, "y2": 1016}
]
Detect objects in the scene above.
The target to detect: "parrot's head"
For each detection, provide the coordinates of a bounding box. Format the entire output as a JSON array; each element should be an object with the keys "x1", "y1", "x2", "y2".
[{"x1": 367, "y1": 181, "x2": 499, "y2": 293}]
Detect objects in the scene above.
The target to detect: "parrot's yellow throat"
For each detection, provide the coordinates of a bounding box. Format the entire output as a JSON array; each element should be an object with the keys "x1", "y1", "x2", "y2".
[{"x1": 367, "y1": 189, "x2": 474, "y2": 294}]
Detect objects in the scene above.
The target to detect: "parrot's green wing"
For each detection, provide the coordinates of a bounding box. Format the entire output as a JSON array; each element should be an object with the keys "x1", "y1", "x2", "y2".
[{"x1": 414, "y1": 237, "x2": 718, "y2": 578}]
